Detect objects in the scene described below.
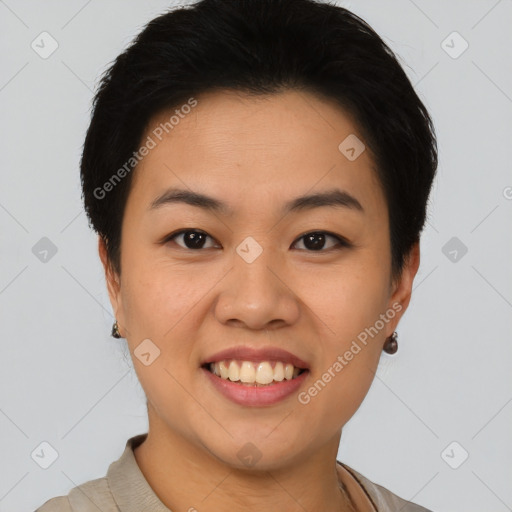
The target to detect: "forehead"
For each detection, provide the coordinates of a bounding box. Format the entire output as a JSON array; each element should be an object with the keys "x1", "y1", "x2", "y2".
[{"x1": 128, "y1": 89, "x2": 386, "y2": 221}]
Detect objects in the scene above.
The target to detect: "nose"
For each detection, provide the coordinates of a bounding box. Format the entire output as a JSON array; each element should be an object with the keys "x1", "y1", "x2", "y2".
[{"x1": 213, "y1": 242, "x2": 300, "y2": 332}]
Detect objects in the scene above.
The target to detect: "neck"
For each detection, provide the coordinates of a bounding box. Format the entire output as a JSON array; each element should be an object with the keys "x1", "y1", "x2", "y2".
[{"x1": 133, "y1": 408, "x2": 355, "y2": 512}]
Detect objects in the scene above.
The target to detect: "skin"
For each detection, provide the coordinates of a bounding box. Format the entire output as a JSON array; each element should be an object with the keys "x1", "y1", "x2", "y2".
[{"x1": 99, "y1": 89, "x2": 420, "y2": 511}]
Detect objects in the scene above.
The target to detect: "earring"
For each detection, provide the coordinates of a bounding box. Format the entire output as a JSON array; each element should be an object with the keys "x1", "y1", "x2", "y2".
[
  {"x1": 383, "y1": 331, "x2": 398, "y2": 354},
  {"x1": 111, "y1": 320, "x2": 122, "y2": 339}
]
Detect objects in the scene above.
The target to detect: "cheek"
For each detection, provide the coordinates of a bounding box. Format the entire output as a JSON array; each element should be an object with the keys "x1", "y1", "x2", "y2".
[
  {"x1": 303, "y1": 260, "x2": 389, "y2": 335},
  {"x1": 122, "y1": 262, "x2": 202, "y2": 330},
  {"x1": 120, "y1": 262, "x2": 215, "y2": 389},
  {"x1": 120, "y1": 267, "x2": 201, "y2": 412},
  {"x1": 300, "y1": 335, "x2": 382, "y2": 434},
  {"x1": 297, "y1": 262, "x2": 388, "y2": 417}
]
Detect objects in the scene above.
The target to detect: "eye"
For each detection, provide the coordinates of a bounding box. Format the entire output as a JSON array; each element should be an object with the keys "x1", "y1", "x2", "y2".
[
  {"x1": 292, "y1": 231, "x2": 350, "y2": 252},
  {"x1": 164, "y1": 229, "x2": 219, "y2": 250},
  {"x1": 163, "y1": 229, "x2": 351, "y2": 252}
]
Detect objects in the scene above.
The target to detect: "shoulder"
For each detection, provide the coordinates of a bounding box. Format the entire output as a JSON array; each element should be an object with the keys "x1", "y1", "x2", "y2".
[
  {"x1": 34, "y1": 433, "x2": 149, "y2": 512},
  {"x1": 340, "y1": 463, "x2": 434, "y2": 512},
  {"x1": 34, "y1": 476, "x2": 116, "y2": 512}
]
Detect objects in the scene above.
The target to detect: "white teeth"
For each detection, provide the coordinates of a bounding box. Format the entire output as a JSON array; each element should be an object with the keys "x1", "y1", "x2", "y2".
[
  {"x1": 218, "y1": 361, "x2": 229, "y2": 379},
  {"x1": 228, "y1": 360, "x2": 240, "y2": 381},
  {"x1": 273, "y1": 361, "x2": 285, "y2": 381},
  {"x1": 208, "y1": 360, "x2": 305, "y2": 385},
  {"x1": 240, "y1": 361, "x2": 255, "y2": 383},
  {"x1": 255, "y1": 362, "x2": 274, "y2": 384}
]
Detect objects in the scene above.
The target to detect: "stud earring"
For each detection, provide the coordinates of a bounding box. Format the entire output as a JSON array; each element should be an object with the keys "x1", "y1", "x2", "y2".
[
  {"x1": 383, "y1": 331, "x2": 398, "y2": 354},
  {"x1": 111, "y1": 320, "x2": 122, "y2": 339}
]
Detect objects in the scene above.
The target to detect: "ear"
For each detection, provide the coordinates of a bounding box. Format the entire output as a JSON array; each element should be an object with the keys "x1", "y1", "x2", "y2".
[
  {"x1": 385, "y1": 241, "x2": 420, "y2": 337},
  {"x1": 98, "y1": 236, "x2": 125, "y2": 335}
]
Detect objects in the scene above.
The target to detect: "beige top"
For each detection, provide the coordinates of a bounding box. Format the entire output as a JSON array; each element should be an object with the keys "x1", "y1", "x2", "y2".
[{"x1": 35, "y1": 433, "x2": 432, "y2": 512}]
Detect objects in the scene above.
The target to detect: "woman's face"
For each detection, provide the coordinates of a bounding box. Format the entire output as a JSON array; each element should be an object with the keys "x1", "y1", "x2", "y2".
[{"x1": 101, "y1": 89, "x2": 419, "y2": 469}]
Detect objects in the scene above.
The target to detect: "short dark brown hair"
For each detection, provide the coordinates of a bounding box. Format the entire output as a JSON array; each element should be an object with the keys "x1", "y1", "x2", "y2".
[{"x1": 81, "y1": 0, "x2": 438, "y2": 282}]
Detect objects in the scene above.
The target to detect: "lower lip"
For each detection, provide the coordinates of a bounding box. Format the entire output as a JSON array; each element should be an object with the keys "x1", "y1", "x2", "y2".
[{"x1": 202, "y1": 367, "x2": 309, "y2": 407}]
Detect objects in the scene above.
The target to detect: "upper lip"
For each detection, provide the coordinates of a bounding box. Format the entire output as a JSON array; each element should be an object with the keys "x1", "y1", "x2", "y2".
[{"x1": 201, "y1": 346, "x2": 310, "y2": 370}]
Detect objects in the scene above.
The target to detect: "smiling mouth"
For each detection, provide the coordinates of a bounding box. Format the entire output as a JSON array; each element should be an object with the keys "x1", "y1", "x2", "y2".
[{"x1": 202, "y1": 360, "x2": 308, "y2": 387}]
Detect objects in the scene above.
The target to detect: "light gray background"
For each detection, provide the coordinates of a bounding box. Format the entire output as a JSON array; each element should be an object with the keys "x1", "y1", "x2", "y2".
[{"x1": 1, "y1": 1, "x2": 511, "y2": 511}]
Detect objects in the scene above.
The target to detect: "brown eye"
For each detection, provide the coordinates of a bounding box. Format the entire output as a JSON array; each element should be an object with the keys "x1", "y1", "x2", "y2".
[
  {"x1": 292, "y1": 232, "x2": 350, "y2": 251},
  {"x1": 165, "y1": 229, "x2": 218, "y2": 250},
  {"x1": 163, "y1": 229, "x2": 350, "y2": 252}
]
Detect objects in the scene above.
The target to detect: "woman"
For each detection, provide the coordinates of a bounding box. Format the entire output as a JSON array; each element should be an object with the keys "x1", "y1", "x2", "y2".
[{"x1": 36, "y1": 0, "x2": 437, "y2": 510}]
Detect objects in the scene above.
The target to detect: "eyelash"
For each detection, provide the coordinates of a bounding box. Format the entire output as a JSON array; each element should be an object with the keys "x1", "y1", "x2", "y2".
[{"x1": 162, "y1": 229, "x2": 352, "y2": 252}]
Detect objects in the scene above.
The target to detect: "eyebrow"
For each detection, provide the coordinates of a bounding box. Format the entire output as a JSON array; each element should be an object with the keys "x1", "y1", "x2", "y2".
[{"x1": 148, "y1": 187, "x2": 364, "y2": 215}]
